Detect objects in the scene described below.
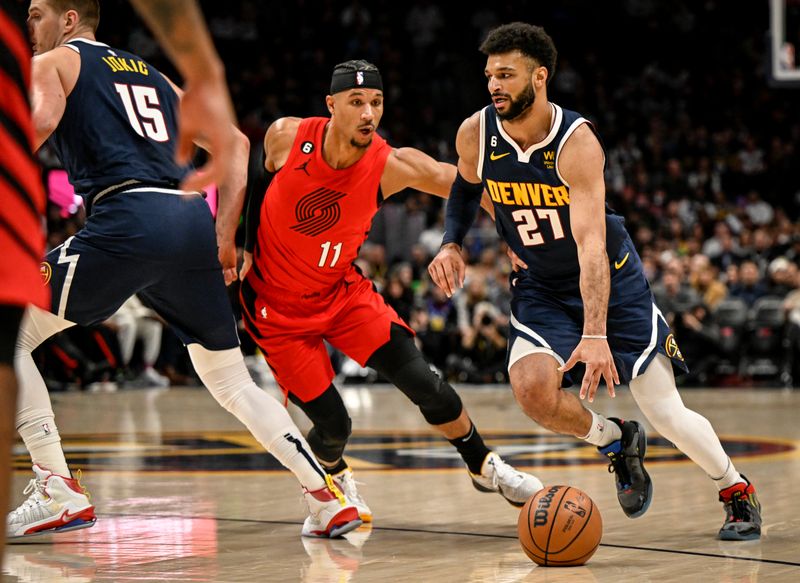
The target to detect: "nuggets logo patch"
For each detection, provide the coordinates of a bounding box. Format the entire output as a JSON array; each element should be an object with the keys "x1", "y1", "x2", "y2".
[
  {"x1": 665, "y1": 334, "x2": 683, "y2": 361},
  {"x1": 40, "y1": 262, "x2": 52, "y2": 285}
]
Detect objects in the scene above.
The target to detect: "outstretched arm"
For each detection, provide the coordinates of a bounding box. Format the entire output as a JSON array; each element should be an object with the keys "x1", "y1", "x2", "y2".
[
  {"x1": 129, "y1": 0, "x2": 237, "y2": 193},
  {"x1": 427, "y1": 113, "x2": 484, "y2": 297},
  {"x1": 238, "y1": 117, "x2": 300, "y2": 280}
]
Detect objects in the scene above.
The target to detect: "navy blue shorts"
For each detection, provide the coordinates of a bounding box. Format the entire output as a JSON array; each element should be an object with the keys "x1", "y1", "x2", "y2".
[
  {"x1": 43, "y1": 187, "x2": 239, "y2": 350},
  {"x1": 508, "y1": 237, "x2": 688, "y2": 386}
]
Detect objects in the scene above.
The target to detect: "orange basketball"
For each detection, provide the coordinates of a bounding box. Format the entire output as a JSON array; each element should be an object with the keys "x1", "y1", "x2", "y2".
[{"x1": 517, "y1": 485, "x2": 602, "y2": 567}]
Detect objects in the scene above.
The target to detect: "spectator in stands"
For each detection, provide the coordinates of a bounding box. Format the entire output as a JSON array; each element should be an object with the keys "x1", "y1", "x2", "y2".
[
  {"x1": 689, "y1": 254, "x2": 728, "y2": 311},
  {"x1": 730, "y1": 260, "x2": 768, "y2": 307},
  {"x1": 652, "y1": 267, "x2": 699, "y2": 325},
  {"x1": 673, "y1": 301, "x2": 721, "y2": 385},
  {"x1": 106, "y1": 296, "x2": 170, "y2": 388}
]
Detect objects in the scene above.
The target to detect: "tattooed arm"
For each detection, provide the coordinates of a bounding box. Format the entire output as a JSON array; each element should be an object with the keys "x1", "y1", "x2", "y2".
[{"x1": 129, "y1": 0, "x2": 238, "y2": 193}]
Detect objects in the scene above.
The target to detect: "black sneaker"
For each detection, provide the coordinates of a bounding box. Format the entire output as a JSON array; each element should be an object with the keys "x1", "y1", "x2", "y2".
[
  {"x1": 718, "y1": 475, "x2": 762, "y2": 541},
  {"x1": 598, "y1": 418, "x2": 652, "y2": 518}
]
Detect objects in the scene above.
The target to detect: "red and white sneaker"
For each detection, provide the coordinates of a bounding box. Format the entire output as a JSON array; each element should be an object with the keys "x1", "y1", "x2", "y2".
[
  {"x1": 7, "y1": 465, "x2": 96, "y2": 538},
  {"x1": 301, "y1": 476, "x2": 362, "y2": 538},
  {"x1": 331, "y1": 467, "x2": 373, "y2": 523}
]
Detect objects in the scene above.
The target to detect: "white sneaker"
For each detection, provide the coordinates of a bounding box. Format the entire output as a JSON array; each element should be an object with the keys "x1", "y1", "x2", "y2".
[
  {"x1": 301, "y1": 476, "x2": 362, "y2": 538},
  {"x1": 331, "y1": 467, "x2": 373, "y2": 523},
  {"x1": 7, "y1": 465, "x2": 96, "y2": 538},
  {"x1": 139, "y1": 367, "x2": 170, "y2": 388},
  {"x1": 469, "y1": 452, "x2": 544, "y2": 507}
]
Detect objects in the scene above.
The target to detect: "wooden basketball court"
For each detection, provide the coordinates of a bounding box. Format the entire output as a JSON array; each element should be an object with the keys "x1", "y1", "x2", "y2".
[{"x1": 4, "y1": 383, "x2": 799, "y2": 582}]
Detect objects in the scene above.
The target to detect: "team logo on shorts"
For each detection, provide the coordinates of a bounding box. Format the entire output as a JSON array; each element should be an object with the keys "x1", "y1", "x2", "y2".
[
  {"x1": 40, "y1": 262, "x2": 52, "y2": 285},
  {"x1": 665, "y1": 334, "x2": 684, "y2": 361},
  {"x1": 291, "y1": 188, "x2": 348, "y2": 236}
]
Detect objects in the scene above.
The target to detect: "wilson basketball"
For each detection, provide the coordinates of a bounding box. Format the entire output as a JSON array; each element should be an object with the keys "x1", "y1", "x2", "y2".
[{"x1": 517, "y1": 485, "x2": 602, "y2": 567}]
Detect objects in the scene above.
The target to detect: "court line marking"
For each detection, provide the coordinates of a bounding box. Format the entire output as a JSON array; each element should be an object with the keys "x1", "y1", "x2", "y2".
[{"x1": 29, "y1": 511, "x2": 795, "y2": 568}]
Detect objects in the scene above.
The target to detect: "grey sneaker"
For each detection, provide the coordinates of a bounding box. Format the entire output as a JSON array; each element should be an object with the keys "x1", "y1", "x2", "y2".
[
  {"x1": 469, "y1": 452, "x2": 543, "y2": 507},
  {"x1": 598, "y1": 418, "x2": 652, "y2": 518},
  {"x1": 719, "y1": 475, "x2": 761, "y2": 541}
]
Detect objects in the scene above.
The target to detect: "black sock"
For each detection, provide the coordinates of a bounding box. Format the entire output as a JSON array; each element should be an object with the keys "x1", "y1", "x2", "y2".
[
  {"x1": 448, "y1": 423, "x2": 491, "y2": 475},
  {"x1": 323, "y1": 458, "x2": 349, "y2": 475}
]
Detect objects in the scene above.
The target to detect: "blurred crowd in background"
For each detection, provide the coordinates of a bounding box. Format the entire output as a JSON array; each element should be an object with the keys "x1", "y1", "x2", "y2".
[{"x1": 34, "y1": 1, "x2": 800, "y2": 389}]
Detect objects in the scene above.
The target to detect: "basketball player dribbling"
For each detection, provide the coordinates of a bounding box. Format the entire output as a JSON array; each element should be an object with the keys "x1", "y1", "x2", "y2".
[
  {"x1": 9, "y1": 0, "x2": 361, "y2": 540},
  {"x1": 429, "y1": 22, "x2": 761, "y2": 540},
  {"x1": 240, "y1": 60, "x2": 543, "y2": 523}
]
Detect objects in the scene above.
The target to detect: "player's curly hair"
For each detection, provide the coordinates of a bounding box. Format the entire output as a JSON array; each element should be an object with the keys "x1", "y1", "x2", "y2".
[{"x1": 480, "y1": 23, "x2": 557, "y2": 81}]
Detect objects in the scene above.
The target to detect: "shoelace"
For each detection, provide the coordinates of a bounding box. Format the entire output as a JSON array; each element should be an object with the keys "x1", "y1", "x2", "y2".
[
  {"x1": 726, "y1": 492, "x2": 754, "y2": 523},
  {"x1": 339, "y1": 474, "x2": 367, "y2": 504},
  {"x1": 606, "y1": 453, "x2": 632, "y2": 490},
  {"x1": 9, "y1": 479, "x2": 48, "y2": 519},
  {"x1": 490, "y1": 457, "x2": 523, "y2": 489}
]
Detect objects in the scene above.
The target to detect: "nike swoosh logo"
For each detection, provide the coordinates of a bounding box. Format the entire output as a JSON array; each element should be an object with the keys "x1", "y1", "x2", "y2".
[
  {"x1": 614, "y1": 252, "x2": 630, "y2": 270},
  {"x1": 62, "y1": 508, "x2": 86, "y2": 522},
  {"x1": 489, "y1": 151, "x2": 510, "y2": 161}
]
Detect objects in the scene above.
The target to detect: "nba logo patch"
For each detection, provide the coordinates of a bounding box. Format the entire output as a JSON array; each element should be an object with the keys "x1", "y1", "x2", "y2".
[{"x1": 356, "y1": 71, "x2": 364, "y2": 86}]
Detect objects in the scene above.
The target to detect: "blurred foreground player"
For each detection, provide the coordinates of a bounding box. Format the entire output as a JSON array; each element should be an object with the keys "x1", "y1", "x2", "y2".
[{"x1": 9, "y1": 0, "x2": 360, "y2": 539}]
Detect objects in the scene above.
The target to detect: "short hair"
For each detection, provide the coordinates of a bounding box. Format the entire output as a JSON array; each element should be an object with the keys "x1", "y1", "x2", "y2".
[
  {"x1": 479, "y1": 22, "x2": 557, "y2": 81},
  {"x1": 49, "y1": 0, "x2": 100, "y2": 33}
]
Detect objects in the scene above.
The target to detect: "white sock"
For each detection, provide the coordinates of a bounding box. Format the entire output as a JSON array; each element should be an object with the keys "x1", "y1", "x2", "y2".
[
  {"x1": 711, "y1": 457, "x2": 744, "y2": 491},
  {"x1": 580, "y1": 410, "x2": 622, "y2": 447},
  {"x1": 15, "y1": 307, "x2": 73, "y2": 477},
  {"x1": 267, "y1": 431, "x2": 327, "y2": 491},
  {"x1": 17, "y1": 413, "x2": 70, "y2": 477},
  {"x1": 187, "y1": 345, "x2": 327, "y2": 491},
  {"x1": 630, "y1": 354, "x2": 735, "y2": 483}
]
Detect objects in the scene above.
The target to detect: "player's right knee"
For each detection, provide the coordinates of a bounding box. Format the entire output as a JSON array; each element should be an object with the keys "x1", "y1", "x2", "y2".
[{"x1": 510, "y1": 374, "x2": 561, "y2": 425}]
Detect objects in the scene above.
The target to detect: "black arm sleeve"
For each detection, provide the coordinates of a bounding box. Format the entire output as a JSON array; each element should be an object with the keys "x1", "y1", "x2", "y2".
[
  {"x1": 243, "y1": 151, "x2": 274, "y2": 253},
  {"x1": 441, "y1": 172, "x2": 484, "y2": 248}
]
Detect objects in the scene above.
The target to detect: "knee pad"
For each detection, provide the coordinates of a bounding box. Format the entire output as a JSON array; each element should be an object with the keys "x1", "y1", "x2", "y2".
[
  {"x1": 289, "y1": 385, "x2": 352, "y2": 463},
  {"x1": 366, "y1": 324, "x2": 462, "y2": 425}
]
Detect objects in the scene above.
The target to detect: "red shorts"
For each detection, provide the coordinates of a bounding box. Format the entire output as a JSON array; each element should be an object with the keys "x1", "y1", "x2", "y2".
[{"x1": 241, "y1": 271, "x2": 412, "y2": 402}]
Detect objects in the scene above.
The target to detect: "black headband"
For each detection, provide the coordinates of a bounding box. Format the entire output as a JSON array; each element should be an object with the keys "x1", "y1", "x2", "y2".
[{"x1": 330, "y1": 68, "x2": 383, "y2": 94}]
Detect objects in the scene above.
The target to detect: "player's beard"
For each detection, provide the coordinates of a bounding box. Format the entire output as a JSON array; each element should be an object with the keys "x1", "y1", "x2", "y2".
[{"x1": 496, "y1": 83, "x2": 536, "y2": 121}]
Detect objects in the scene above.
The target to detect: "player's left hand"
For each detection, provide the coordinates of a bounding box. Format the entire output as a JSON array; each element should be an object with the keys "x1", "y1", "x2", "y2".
[
  {"x1": 177, "y1": 73, "x2": 238, "y2": 193},
  {"x1": 218, "y1": 240, "x2": 238, "y2": 286},
  {"x1": 558, "y1": 338, "x2": 620, "y2": 403}
]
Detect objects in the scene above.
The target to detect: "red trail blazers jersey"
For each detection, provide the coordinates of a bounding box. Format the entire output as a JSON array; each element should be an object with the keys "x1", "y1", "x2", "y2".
[
  {"x1": 251, "y1": 117, "x2": 391, "y2": 297},
  {"x1": 0, "y1": 3, "x2": 47, "y2": 308}
]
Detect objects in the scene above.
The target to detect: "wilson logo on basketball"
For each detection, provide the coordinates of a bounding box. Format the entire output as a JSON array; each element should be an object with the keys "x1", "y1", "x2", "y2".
[
  {"x1": 291, "y1": 187, "x2": 347, "y2": 236},
  {"x1": 533, "y1": 485, "x2": 560, "y2": 526}
]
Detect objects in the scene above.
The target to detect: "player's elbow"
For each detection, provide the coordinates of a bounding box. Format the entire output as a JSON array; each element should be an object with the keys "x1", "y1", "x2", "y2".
[
  {"x1": 32, "y1": 116, "x2": 58, "y2": 150},
  {"x1": 574, "y1": 232, "x2": 606, "y2": 257}
]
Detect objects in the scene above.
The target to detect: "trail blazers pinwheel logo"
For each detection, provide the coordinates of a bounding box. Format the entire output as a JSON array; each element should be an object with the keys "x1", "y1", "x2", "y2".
[{"x1": 291, "y1": 188, "x2": 347, "y2": 236}]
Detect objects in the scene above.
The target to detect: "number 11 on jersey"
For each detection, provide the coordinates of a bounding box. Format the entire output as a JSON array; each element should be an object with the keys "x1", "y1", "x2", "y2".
[{"x1": 318, "y1": 241, "x2": 342, "y2": 267}]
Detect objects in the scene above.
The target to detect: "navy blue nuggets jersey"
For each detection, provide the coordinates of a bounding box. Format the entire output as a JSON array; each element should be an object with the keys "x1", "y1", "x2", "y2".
[
  {"x1": 479, "y1": 104, "x2": 628, "y2": 284},
  {"x1": 477, "y1": 103, "x2": 688, "y2": 385},
  {"x1": 49, "y1": 39, "x2": 186, "y2": 202}
]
